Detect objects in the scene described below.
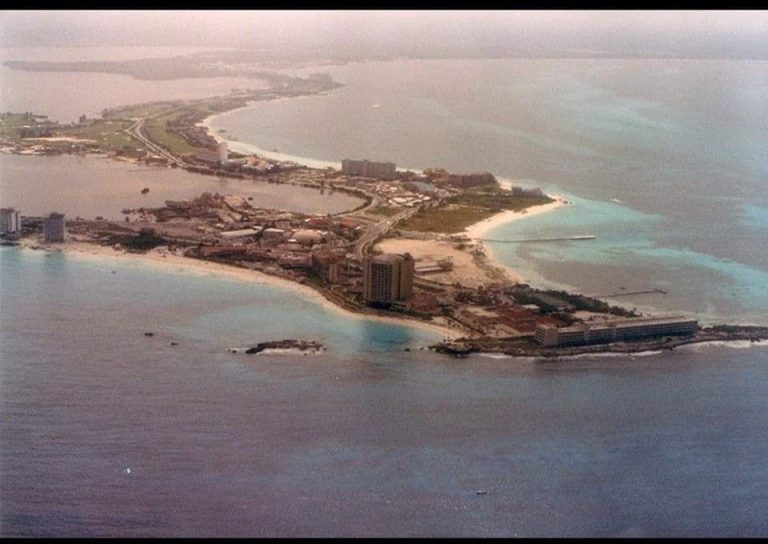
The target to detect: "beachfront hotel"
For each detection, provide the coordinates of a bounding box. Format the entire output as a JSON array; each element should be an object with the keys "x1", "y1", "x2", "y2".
[
  {"x1": 217, "y1": 141, "x2": 228, "y2": 162},
  {"x1": 363, "y1": 253, "x2": 415, "y2": 306},
  {"x1": 341, "y1": 158, "x2": 397, "y2": 180},
  {"x1": 535, "y1": 316, "x2": 699, "y2": 347},
  {"x1": 42, "y1": 212, "x2": 66, "y2": 243},
  {"x1": 0, "y1": 208, "x2": 21, "y2": 235}
]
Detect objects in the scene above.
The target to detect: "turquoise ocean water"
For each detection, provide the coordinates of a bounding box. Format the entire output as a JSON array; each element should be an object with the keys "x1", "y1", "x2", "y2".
[{"x1": 208, "y1": 58, "x2": 768, "y2": 325}]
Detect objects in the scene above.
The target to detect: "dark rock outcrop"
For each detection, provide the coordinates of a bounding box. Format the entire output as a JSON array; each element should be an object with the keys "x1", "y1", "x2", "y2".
[
  {"x1": 245, "y1": 339, "x2": 324, "y2": 354},
  {"x1": 430, "y1": 341, "x2": 477, "y2": 357}
]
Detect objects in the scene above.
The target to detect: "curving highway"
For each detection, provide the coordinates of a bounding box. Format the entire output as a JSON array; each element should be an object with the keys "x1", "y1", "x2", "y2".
[{"x1": 126, "y1": 117, "x2": 186, "y2": 168}]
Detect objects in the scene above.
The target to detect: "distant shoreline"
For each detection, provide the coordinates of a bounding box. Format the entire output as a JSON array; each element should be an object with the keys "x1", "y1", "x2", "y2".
[
  {"x1": 199, "y1": 96, "x2": 427, "y2": 175},
  {"x1": 198, "y1": 94, "x2": 345, "y2": 171}
]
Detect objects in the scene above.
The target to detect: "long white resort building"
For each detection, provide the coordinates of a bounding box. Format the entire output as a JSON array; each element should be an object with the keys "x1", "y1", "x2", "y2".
[{"x1": 535, "y1": 316, "x2": 699, "y2": 347}]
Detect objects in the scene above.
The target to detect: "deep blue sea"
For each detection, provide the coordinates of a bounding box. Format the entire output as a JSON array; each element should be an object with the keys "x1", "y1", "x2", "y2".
[
  {"x1": 2, "y1": 247, "x2": 768, "y2": 537},
  {"x1": 3, "y1": 52, "x2": 768, "y2": 537}
]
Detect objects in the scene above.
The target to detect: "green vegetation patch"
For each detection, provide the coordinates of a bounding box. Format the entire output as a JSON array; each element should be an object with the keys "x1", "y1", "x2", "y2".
[
  {"x1": 399, "y1": 191, "x2": 555, "y2": 233},
  {"x1": 144, "y1": 110, "x2": 204, "y2": 156},
  {"x1": 102, "y1": 102, "x2": 181, "y2": 120},
  {"x1": 448, "y1": 192, "x2": 553, "y2": 211},
  {"x1": 709, "y1": 324, "x2": 761, "y2": 333},
  {"x1": 0, "y1": 112, "x2": 56, "y2": 141},
  {"x1": 398, "y1": 204, "x2": 496, "y2": 233},
  {"x1": 510, "y1": 287, "x2": 638, "y2": 317},
  {"x1": 58, "y1": 120, "x2": 145, "y2": 156},
  {"x1": 367, "y1": 206, "x2": 401, "y2": 217},
  {"x1": 108, "y1": 231, "x2": 166, "y2": 252},
  {"x1": 0, "y1": 112, "x2": 39, "y2": 130}
]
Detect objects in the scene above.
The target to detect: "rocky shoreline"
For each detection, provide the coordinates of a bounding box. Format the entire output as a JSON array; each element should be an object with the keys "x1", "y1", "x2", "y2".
[
  {"x1": 244, "y1": 339, "x2": 325, "y2": 355},
  {"x1": 431, "y1": 326, "x2": 768, "y2": 358}
]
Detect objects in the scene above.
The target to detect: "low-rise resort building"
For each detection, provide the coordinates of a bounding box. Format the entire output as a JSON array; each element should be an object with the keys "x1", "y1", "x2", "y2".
[{"x1": 535, "y1": 316, "x2": 699, "y2": 347}]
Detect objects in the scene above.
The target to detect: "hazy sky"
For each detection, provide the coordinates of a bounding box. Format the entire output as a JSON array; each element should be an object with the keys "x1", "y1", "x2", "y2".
[{"x1": 2, "y1": 10, "x2": 768, "y2": 58}]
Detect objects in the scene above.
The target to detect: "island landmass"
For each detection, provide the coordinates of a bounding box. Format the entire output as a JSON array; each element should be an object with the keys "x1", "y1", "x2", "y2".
[{"x1": 3, "y1": 59, "x2": 767, "y2": 357}]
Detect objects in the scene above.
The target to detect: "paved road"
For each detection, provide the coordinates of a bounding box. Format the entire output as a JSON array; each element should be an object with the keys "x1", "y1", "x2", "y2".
[
  {"x1": 126, "y1": 117, "x2": 186, "y2": 168},
  {"x1": 125, "y1": 114, "x2": 419, "y2": 261},
  {"x1": 352, "y1": 207, "x2": 418, "y2": 261},
  {"x1": 339, "y1": 190, "x2": 381, "y2": 217}
]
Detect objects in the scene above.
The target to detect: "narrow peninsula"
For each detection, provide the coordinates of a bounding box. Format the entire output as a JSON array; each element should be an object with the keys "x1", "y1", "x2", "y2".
[{"x1": 3, "y1": 62, "x2": 767, "y2": 358}]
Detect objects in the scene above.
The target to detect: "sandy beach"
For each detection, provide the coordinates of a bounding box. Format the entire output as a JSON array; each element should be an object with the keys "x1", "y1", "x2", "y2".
[
  {"x1": 23, "y1": 136, "x2": 98, "y2": 143},
  {"x1": 464, "y1": 196, "x2": 567, "y2": 240},
  {"x1": 13, "y1": 193, "x2": 567, "y2": 342},
  {"x1": 375, "y1": 237, "x2": 523, "y2": 286},
  {"x1": 462, "y1": 196, "x2": 568, "y2": 283},
  {"x1": 200, "y1": 101, "x2": 425, "y2": 175},
  {"x1": 19, "y1": 238, "x2": 461, "y2": 340},
  {"x1": 199, "y1": 99, "x2": 344, "y2": 171}
]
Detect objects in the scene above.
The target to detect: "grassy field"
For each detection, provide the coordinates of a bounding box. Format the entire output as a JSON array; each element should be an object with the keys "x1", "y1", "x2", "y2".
[
  {"x1": 1, "y1": 112, "x2": 147, "y2": 157},
  {"x1": 0, "y1": 113, "x2": 52, "y2": 141},
  {"x1": 101, "y1": 101, "x2": 180, "y2": 120},
  {"x1": 399, "y1": 191, "x2": 554, "y2": 233},
  {"x1": 398, "y1": 205, "x2": 496, "y2": 233},
  {"x1": 448, "y1": 192, "x2": 553, "y2": 211},
  {"x1": 144, "y1": 110, "x2": 203, "y2": 156},
  {"x1": 3, "y1": 102, "x2": 216, "y2": 159},
  {"x1": 367, "y1": 205, "x2": 402, "y2": 217},
  {"x1": 60, "y1": 119, "x2": 145, "y2": 156}
]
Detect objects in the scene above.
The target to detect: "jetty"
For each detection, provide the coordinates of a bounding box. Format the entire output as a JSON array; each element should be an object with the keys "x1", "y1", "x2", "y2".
[{"x1": 594, "y1": 288, "x2": 667, "y2": 298}]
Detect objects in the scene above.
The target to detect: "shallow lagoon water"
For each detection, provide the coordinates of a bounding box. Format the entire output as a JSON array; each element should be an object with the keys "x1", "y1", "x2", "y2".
[
  {"x1": 0, "y1": 154, "x2": 365, "y2": 219},
  {"x1": 486, "y1": 189, "x2": 768, "y2": 324}
]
